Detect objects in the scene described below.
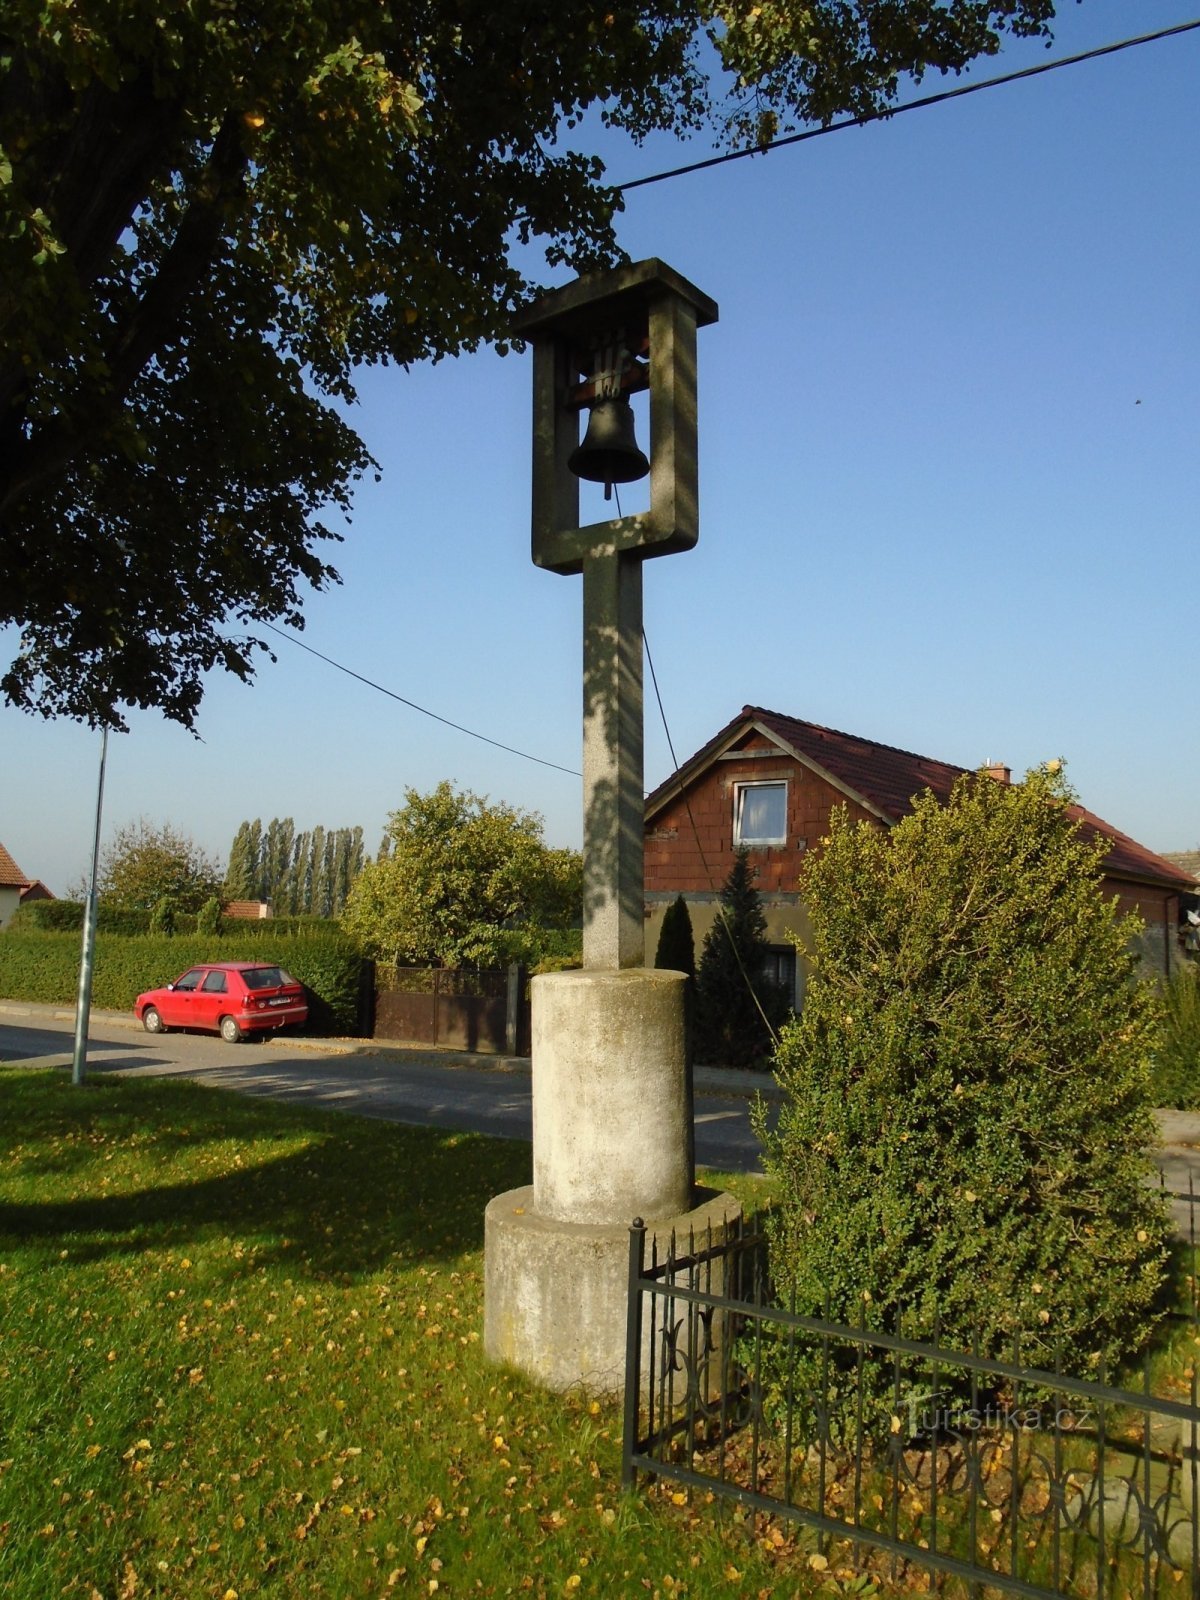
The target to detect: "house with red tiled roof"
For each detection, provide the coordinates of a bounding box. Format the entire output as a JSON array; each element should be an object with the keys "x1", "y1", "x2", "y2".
[
  {"x1": 0, "y1": 843, "x2": 54, "y2": 930},
  {"x1": 644, "y1": 706, "x2": 1194, "y2": 1005},
  {"x1": 223, "y1": 900, "x2": 272, "y2": 920}
]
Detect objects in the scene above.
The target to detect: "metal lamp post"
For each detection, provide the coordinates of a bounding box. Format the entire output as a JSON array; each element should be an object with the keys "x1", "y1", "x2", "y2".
[{"x1": 72, "y1": 727, "x2": 109, "y2": 1086}]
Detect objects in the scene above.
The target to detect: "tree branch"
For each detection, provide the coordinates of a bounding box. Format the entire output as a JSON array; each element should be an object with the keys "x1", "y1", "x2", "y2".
[{"x1": 0, "y1": 113, "x2": 249, "y2": 528}]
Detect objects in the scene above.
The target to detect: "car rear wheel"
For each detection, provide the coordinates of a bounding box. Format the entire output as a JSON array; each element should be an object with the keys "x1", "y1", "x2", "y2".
[
  {"x1": 143, "y1": 1007, "x2": 165, "y2": 1034},
  {"x1": 219, "y1": 1015, "x2": 244, "y2": 1044}
]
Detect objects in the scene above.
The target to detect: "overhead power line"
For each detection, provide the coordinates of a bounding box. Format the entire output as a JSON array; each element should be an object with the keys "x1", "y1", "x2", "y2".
[
  {"x1": 258, "y1": 18, "x2": 1198, "y2": 789},
  {"x1": 616, "y1": 18, "x2": 1200, "y2": 193},
  {"x1": 259, "y1": 620, "x2": 582, "y2": 778}
]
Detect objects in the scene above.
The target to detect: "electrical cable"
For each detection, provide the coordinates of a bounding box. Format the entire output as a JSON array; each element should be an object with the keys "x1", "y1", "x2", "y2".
[
  {"x1": 612, "y1": 474, "x2": 781, "y2": 1049},
  {"x1": 259, "y1": 619, "x2": 582, "y2": 778},
  {"x1": 615, "y1": 18, "x2": 1200, "y2": 193},
  {"x1": 259, "y1": 14, "x2": 1200, "y2": 987}
]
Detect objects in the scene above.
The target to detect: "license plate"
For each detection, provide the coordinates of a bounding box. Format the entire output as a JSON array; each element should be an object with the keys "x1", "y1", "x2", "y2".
[{"x1": 267, "y1": 997, "x2": 293, "y2": 1007}]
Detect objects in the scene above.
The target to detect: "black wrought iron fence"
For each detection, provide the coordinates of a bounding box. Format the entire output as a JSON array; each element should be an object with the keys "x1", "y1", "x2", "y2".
[{"x1": 623, "y1": 1207, "x2": 1200, "y2": 1598}]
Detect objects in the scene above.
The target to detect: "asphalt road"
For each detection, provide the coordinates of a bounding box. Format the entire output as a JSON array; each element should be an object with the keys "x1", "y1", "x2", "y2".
[
  {"x1": 7, "y1": 1010, "x2": 1200, "y2": 1228},
  {"x1": 0, "y1": 1010, "x2": 768, "y2": 1175}
]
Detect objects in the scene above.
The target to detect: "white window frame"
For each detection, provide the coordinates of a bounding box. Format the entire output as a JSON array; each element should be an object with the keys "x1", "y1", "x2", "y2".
[{"x1": 733, "y1": 780, "x2": 788, "y2": 848}]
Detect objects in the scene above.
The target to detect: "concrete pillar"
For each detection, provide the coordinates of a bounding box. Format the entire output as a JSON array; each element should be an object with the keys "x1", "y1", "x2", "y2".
[
  {"x1": 484, "y1": 968, "x2": 740, "y2": 1394},
  {"x1": 531, "y1": 968, "x2": 689, "y2": 1224},
  {"x1": 581, "y1": 551, "x2": 645, "y2": 970}
]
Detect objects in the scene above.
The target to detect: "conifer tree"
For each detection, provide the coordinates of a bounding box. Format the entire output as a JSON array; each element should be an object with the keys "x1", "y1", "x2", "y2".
[
  {"x1": 693, "y1": 849, "x2": 785, "y2": 1067},
  {"x1": 654, "y1": 895, "x2": 696, "y2": 982}
]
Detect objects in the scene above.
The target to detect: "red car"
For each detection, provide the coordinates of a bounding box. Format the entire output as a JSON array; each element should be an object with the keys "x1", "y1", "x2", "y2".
[{"x1": 135, "y1": 962, "x2": 308, "y2": 1043}]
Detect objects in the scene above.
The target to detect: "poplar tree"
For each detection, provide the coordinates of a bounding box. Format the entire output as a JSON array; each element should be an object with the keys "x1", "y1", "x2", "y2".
[
  {"x1": 308, "y1": 826, "x2": 328, "y2": 918},
  {"x1": 223, "y1": 820, "x2": 260, "y2": 901}
]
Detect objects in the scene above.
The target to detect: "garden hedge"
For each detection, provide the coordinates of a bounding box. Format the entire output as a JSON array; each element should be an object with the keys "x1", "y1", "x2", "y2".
[
  {"x1": 0, "y1": 931, "x2": 370, "y2": 1035},
  {"x1": 8, "y1": 902, "x2": 344, "y2": 938}
]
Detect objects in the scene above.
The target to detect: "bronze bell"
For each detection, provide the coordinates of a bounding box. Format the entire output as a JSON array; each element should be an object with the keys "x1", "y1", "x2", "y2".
[{"x1": 568, "y1": 396, "x2": 650, "y2": 489}]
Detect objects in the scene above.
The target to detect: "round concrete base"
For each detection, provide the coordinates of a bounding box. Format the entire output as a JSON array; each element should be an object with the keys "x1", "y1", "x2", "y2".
[
  {"x1": 483, "y1": 1184, "x2": 743, "y2": 1395},
  {"x1": 531, "y1": 967, "x2": 691, "y2": 1225}
]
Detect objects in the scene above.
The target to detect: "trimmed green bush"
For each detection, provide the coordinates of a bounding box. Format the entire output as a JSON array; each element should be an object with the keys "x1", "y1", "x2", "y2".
[
  {"x1": 0, "y1": 932, "x2": 369, "y2": 1034},
  {"x1": 1149, "y1": 964, "x2": 1200, "y2": 1108},
  {"x1": 756, "y1": 766, "x2": 1171, "y2": 1432},
  {"x1": 7, "y1": 900, "x2": 153, "y2": 935},
  {"x1": 149, "y1": 896, "x2": 178, "y2": 936},
  {"x1": 196, "y1": 897, "x2": 223, "y2": 937},
  {"x1": 5, "y1": 903, "x2": 344, "y2": 937}
]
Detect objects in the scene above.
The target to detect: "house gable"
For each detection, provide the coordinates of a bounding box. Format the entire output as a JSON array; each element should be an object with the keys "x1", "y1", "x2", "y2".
[
  {"x1": 644, "y1": 707, "x2": 1193, "y2": 982},
  {"x1": 0, "y1": 843, "x2": 29, "y2": 889},
  {"x1": 0, "y1": 843, "x2": 31, "y2": 932}
]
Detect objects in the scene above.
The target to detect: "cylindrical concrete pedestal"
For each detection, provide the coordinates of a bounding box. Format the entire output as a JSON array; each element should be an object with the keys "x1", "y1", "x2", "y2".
[
  {"x1": 484, "y1": 1185, "x2": 742, "y2": 1394},
  {"x1": 531, "y1": 967, "x2": 690, "y2": 1225},
  {"x1": 484, "y1": 967, "x2": 739, "y2": 1393}
]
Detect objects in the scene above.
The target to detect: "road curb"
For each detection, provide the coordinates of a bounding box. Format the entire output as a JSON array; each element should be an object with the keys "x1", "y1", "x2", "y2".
[
  {"x1": 0, "y1": 998, "x2": 783, "y2": 1095},
  {"x1": 7, "y1": 1001, "x2": 1194, "y2": 1121}
]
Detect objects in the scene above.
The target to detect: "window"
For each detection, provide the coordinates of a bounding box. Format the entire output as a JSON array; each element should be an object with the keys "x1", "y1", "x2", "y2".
[
  {"x1": 173, "y1": 969, "x2": 203, "y2": 991},
  {"x1": 762, "y1": 946, "x2": 797, "y2": 1003},
  {"x1": 734, "y1": 781, "x2": 787, "y2": 847},
  {"x1": 242, "y1": 966, "x2": 285, "y2": 990},
  {"x1": 201, "y1": 970, "x2": 227, "y2": 994}
]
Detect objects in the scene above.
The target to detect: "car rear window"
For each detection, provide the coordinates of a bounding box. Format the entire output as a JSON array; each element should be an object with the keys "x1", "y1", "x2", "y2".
[{"x1": 242, "y1": 966, "x2": 287, "y2": 990}]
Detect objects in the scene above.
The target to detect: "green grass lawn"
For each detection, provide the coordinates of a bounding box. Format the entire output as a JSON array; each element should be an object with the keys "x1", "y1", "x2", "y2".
[{"x1": 0, "y1": 1069, "x2": 806, "y2": 1600}]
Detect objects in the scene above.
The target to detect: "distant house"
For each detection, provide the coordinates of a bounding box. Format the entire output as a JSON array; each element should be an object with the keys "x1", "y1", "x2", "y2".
[
  {"x1": 1164, "y1": 852, "x2": 1200, "y2": 878},
  {"x1": 644, "y1": 706, "x2": 1195, "y2": 1005},
  {"x1": 1162, "y1": 852, "x2": 1200, "y2": 956},
  {"x1": 0, "y1": 844, "x2": 55, "y2": 931},
  {"x1": 223, "y1": 900, "x2": 272, "y2": 920}
]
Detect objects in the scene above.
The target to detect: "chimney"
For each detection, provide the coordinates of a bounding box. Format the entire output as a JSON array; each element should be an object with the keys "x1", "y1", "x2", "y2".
[{"x1": 981, "y1": 760, "x2": 1011, "y2": 784}]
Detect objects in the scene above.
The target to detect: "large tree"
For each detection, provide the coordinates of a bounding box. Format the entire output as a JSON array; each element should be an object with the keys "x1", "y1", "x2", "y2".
[
  {"x1": 222, "y1": 817, "x2": 262, "y2": 901},
  {"x1": 1, "y1": 1, "x2": 1060, "y2": 728},
  {"x1": 341, "y1": 780, "x2": 582, "y2": 968},
  {"x1": 96, "y1": 817, "x2": 223, "y2": 912},
  {"x1": 222, "y1": 815, "x2": 364, "y2": 912}
]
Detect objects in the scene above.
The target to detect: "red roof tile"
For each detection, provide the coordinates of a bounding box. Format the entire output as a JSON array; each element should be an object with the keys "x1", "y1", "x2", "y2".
[
  {"x1": 0, "y1": 843, "x2": 30, "y2": 889},
  {"x1": 645, "y1": 706, "x2": 1195, "y2": 892}
]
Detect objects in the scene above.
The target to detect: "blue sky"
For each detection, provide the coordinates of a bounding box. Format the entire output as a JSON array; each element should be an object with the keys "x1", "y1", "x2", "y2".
[{"x1": 3, "y1": 1, "x2": 1197, "y2": 895}]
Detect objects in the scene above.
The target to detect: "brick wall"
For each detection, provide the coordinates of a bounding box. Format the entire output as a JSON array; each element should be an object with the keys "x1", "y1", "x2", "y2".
[
  {"x1": 1103, "y1": 881, "x2": 1180, "y2": 978},
  {"x1": 645, "y1": 737, "x2": 876, "y2": 896},
  {"x1": 644, "y1": 737, "x2": 1180, "y2": 996}
]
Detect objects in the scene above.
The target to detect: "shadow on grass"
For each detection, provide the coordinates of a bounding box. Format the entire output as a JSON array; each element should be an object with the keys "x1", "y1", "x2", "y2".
[{"x1": 0, "y1": 1069, "x2": 532, "y2": 1277}]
